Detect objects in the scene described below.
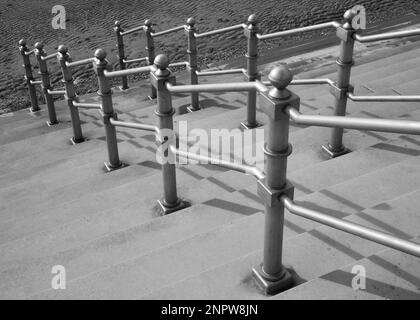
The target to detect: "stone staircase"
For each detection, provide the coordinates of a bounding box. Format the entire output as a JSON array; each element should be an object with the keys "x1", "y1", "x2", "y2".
[{"x1": 1, "y1": 39, "x2": 420, "y2": 300}]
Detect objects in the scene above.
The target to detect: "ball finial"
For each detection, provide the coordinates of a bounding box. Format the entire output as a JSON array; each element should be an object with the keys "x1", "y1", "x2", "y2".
[
  {"x1": 95, "y1": 48, "x2": 107, "y2": 60},
  {"x1": 187, "y1": 17, "x2": 196, "y2": 27},
  {"x1": 58, "y1": 45, "x2": 68, "y2": 54},
  {"x1": 35, "y1": 42, "x2": 44, "y2": 50},
  {"x1": 154, "y1": 54, "x2": 169, "y2": 70},
  {"x1": 268, "y1": 65, "x2": 293, "y2": 99},
  {"x1": 115, "y1": 20, "x2": 121, "y2": 27},
  {"x1": 144, "y1": 19, "x2": 152, "y2": 27},
  {"x1": 248, "y1": 14, "x2": 258, "y2": 25},
  {"x1": 19, "y1": 39, "x2": 26, "y2": 47}
]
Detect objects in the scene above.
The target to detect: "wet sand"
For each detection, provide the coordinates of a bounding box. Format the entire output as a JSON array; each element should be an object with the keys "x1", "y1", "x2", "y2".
[{"x1": 1, "y1": 0, "x2": 419, "y2": 113}]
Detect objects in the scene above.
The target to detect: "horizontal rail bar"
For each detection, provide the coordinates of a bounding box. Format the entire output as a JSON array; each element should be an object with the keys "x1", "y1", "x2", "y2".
[
  {"x1": 25, "y1": 49, "x2": 35, "y2": 56},
  {"x1": 287, "y1": 107, "x2": 420, "y2": 135},
  {"x1": 282, "y1": 196, "x2": 420, "y2": 258},
  {"x1": 166, "y1": 81, "x2": 259, "y2": 93},
  {"x1": 196, "y1": 68, "x2": 246, "y2": 76},
  {"x1": 195, "y1": 24, "x2": 245, "y2": 39},
  {"x1": 354, "y1": 28, "x2": 420, "y2": 43},
  {"x1": 123, "y1": 57, "x2": 148, "y2": 64},
  {"x1": 47, "y1": 89, "x2": 66, "y2": 95},
  {"x1": 42, "y1": 53, "x2": 58, "y2": 61},
  {"x1": 170, "y1": 145, "x2": 265, "y2": 180},
  {"x1": 348, "y1": 93, "x2": 420, "y2": 102},
  {"x1": 66, "y1": 58, "x2": 94, "y2": 68},
  {"x1": 73, "y1": 101, "x2": 102, "y2": 109},
  {"x1": 168, "y1": 61, "x2": 188, "y2": 68},
  {"x1": 110, "y1": 119, "x2": 159, "y2": 133},
  {"x1": 104, "y1": 65, "x2": 151, "y2": 78},
  {"x1": 262, "y1": 78, "x2": 335, "y2": 87},
  {"x1": 257, "y1": 21, "x2": 340, "y2": 40},
  {"x1": 30, "y1": 80, "x2": 42, "y2": 85},
  {"x1": 152, "y1": 25, "x2": 185, "y2": 37},
  {"x1": 121, "y1": 25, "x2": 145, "y2": 36}
]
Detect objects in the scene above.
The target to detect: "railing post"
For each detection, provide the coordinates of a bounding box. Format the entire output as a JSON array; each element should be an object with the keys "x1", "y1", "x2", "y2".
[
  {"x1": 34, "y1": 42, "x2": 58, "y2": 125},
  {"x1": 242, "y1": 14, "x2": 260, "y2": 129},
  {"x1": 144, "y1": 19, "x2": 157, "y2": 99},
  {"x1": 185, "y1": 17, "x2": 200, "y2": 112},
  {"x1": 18, "y1": 39, "x2": 39, "y2": 112},
  {"x1": 93, "y1": 49, "x2": 124, "y2": 172},
  {"x1": 57, "y1": 45, "x2": 85, "y2": 144},
  {"x1": 150, "y1": 54, "x2": 188, "y2": 215},
  {"x1": 114, "y1": 21, "x2": 129, "y2": 90},
  {"x1": 252, "y1": 66, "x2": 299, "y2": 295},
  {"x1": 322, "y1": 9, "x2": 356, "y2": 157}
]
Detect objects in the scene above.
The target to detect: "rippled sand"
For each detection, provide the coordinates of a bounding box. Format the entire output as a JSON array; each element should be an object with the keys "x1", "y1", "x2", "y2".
[{"x1": 0, "y1": 0, "x2": 419, "y2": 112}]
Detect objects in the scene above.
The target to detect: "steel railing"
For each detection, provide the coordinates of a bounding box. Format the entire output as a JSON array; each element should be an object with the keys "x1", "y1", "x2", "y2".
[{"x1": 18, "y1": 8, "x2": 420, "y2": 296}]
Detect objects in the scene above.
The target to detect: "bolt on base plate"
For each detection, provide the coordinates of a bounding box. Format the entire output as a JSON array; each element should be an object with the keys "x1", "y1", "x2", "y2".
[
  {"x1": 240, "y1": 121, "x2": 261, "y2": 130},
  {"x1": 70, "y1": 137, "x2": 86, "y2": 145},
  {"x1": 156, "y1": 198, "x2": 190, "y2": 215},
  {"x1": 103, "y1": 161, "x2": 127, "y2": 173},
  {"x1": 186, "y1": 105, "x2": 201, "y2": 113},
  {"x1": 252, "y1": 264, "x2": 294, "y2": 295},
  {"x1": 321, "y1": 144, "x2": 350, "y2": 158}
]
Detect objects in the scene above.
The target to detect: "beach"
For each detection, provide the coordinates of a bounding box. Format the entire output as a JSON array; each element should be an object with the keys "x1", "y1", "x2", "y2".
[{"x1": 1, "y1": 0, "x2": 419, "y2": 113}]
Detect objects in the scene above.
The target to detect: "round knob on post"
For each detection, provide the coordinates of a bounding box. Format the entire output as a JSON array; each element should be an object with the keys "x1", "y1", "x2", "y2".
[
  {"x1": 268, "y1": 65, "x2": 293, "y2": 100},
  {"x1": 95, "y1": 48, "x2": 107, "y2": 61},
  {"x1": 19, "y1": 39, "x2": 27, "y2": 47},
  {"x1": 248, "y1": 14, "x2": 258, "y2": 25},
  {"x1": 34, "y1": 42, "x2": 44, "y2": 50},
  {"x1": 186, "y1": 17, "x2": 196, "y2": 27},
  {"x1": 58, "y1": 45, "x2": 68, "y2": 55},
  {"x1": 154, "y1": 54, "x2": 170, "y2": 77},
  {"x1": 115, "y1": 20, "x2": 121, "y2": 27},
  {"x1": 144, "y1": 19, "x2": 152, "y2": 27}
]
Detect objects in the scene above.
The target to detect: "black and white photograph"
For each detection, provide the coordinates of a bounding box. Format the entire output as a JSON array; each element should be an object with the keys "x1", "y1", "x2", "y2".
[{"x1": 0, "y1": 0, "x2": 419, "y2": 305}]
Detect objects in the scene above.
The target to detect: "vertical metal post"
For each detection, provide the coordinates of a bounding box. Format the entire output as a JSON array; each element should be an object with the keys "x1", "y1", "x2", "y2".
[
  {"x1": 144, "y1": 19, "x2": 157, "y2": 99},
  {"x1": 253, "y1": 66, "x2": 299, "y2": 295},
  {"x1": 241, "y1": 14, "x2": 260, "y2": 129},
  {"x1": 93, "y1": 49, "x2": 124, "y2": 172},
  {"x1": 57, "y1": 45, "x2": 85, "y2": 144},
  {"x1": 322, "y1": 10, "x2": 356, "y2": 158},
  {"x1": 114, "y1": 21, "x2": 129, "y2": 90},
  {"x1": 185, "y1": 17, "x2": 200, "y2": 112},
  {"x1": 150, "y1": 54, "x2": 187, "y2": 215},
  {"x1": 18, "y1": 39, "x2": 39, "y2": 112},
  {"x1": 34, "y1": 42, "x2": 58, "y2": 125}
]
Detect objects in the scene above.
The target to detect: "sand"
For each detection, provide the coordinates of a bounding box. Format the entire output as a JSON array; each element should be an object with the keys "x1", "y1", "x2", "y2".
[{"x1": 1, "y1": 0, "x2": 419, "y2": 113}]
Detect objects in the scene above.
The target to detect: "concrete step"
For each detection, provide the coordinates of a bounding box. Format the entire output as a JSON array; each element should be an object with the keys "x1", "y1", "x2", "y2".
[{"x1": 138, "y1": 187, "x2": 420, "y2": 300}]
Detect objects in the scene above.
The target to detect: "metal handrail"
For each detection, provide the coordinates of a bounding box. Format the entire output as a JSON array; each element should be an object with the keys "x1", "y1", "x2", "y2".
[
  {"x1": 196, "y1": 68, "x2": 246, "y2": 77},
  {"x1": 169, "y1": 61, "x2": 189, "y2": 68},
  {"x1": 354, "y1": 28, "x2": 420, "y2": 43},
  {"x1": 30, "y1": 80, "x2": 42, "y2": 85},
  {"x1": 263, "y1": 78, "x2": 335, "y2": 87},
  {"x1": 195, "y1": 23, "x2": 246, "y2": 38},
  {"x1": 110, "y1": 118, "x2": 159, "y2": 133},
  {"x1": 282, "y1": 196, "x2": 420, "y2": 258},
  {"x1": 41, "y1": 52, "x2": 58, "y2": 61},
  {"x1": 170, "y1": 145, "x2": 265, "y2": 180},
  {"x1": 121, "y1": 25, "x2": 145, "y2": 36},
  {"x1": 73, "y1": 101, "x2": 102, "y2": 109},
  {"x1": 152, "y1": 25, "x2": 185, "y2": 37},
  {"x1": 287, "y1": 107, "x2": 420, "y2": 135},
  {"x1": 66, "y1": 58, "x2": 94, "y2": 68},
  {"x1": 123, "y1": 57, "x2": 148, "y2": 64},
  {"x1": 47, "y1": 89, "x2": 66, "y2": 96},
  {"x1": 104, "y1": 65, "x2": 152, "y2": 78},
  {"x1": 257, "y1": 21, "x2": 340, "y2": 40},
  {"x1": 166, "y1": 81, "x2": 267, "y2": 93},
  {"x1": 348, "y1": 92, "x2": 420, "y2": 102}
]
